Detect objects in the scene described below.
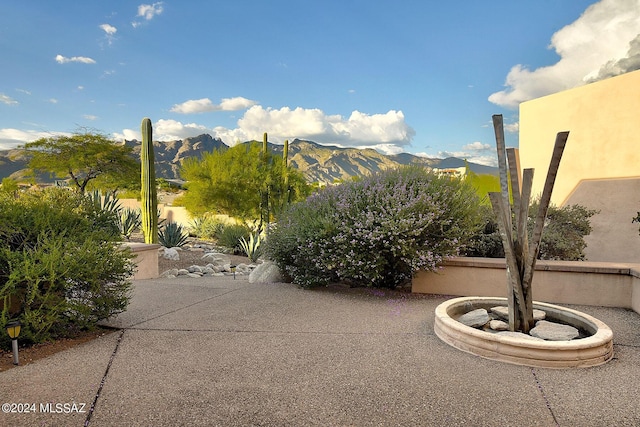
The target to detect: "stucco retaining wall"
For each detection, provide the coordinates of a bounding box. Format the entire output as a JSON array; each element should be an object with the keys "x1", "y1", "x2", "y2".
[{"x1": 413, "y1": 257, "x2": 640, "y2": 315}]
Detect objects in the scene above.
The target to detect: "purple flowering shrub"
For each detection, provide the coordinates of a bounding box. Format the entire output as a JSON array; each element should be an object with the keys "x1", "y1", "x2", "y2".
[{"x1": 266, "y1": 167, "x2": 482, "y2": 288}]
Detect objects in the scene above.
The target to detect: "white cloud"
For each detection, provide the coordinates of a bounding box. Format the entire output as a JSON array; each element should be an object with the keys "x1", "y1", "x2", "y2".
[
  {"x1": 99, "y1": 23, "x2": 117, "y2": 35},
  {"x1": 55, "y1": 54, "x2": 96, "y2": 64},
  {"x1": 48, "y1": 98, "x2": 58, "y2": 104},
  {"x1": 115, "y1": 105, "x2": 415, "y2": 153},
  {"x1": 170, "y1": 97, "x2": 257, "y2": 114},
  {"x1": 133, "y1": 2, "x2": 164, "y2": 26},
  {"x1": 1, "y1": 94, "x2": 18, "y2": 105},
  {"x1": 462, "y1": 141, "x2": 491, "y2": 151},
  {"x1": 231, "y1": 106, "x2": 415, "y2": 147},
  {"x1": 0, "y1": 129, "x2": 70, "y2": 150},
  {"x1": 436, "y1": 149, "x2": 498, "y2": 167},
  {"x1": 116, "y1": 119, "x2": 210, "y2": 142},
  {"x1": 489, "y1": 0, "x2": 640, "y2": 108},
  {"x1": 504, "y1": 122, "x2": 519, "y2": 133},
  {"x1": 15, "y1": 89, "x2": 31, "y2": 95},
  {"x1": 83, "y1": 115, "x2": 98, "y2": 120},
  {"x1": 99, "y1": 23, "x2": 117, "y2": 45},
  {"x1": 113, "y1": 128, "x2": 140, "y2": 142}
]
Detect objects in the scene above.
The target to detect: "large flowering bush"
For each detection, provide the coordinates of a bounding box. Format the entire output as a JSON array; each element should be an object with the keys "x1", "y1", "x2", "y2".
[{"x1": 266, "y1": 167, "x2": 482, "y2": 288}]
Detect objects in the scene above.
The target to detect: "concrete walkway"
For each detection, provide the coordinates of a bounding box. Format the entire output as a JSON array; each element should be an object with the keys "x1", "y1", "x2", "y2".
[{"x1": 1, "y1": 276, "x2": 639, "y2": 426}]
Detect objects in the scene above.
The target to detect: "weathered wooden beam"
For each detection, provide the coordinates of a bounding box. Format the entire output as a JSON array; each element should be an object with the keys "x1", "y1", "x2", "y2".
[
  {"x1": 492, "y1": 115, "x2": 512, "y2": 233},
  {"x1": 489, "y1": 192, "x2": 525, "y2": 331},
  {"x1": 523, "y1": 132, "x2": 569, "y2": 292},
  {"x1": 507, "y1": 148, "x2": 521, "y2": 222}
]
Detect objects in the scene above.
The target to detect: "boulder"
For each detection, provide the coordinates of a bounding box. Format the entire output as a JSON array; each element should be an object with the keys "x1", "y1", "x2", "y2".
[
  {"x1": 249, "y1": 261, "x2": 283, "y2": 284},
  {"x1": 162, "y1": 247, "x2": 180, "y2": 261},
  {"x1": 457, "y1": 308, "x2": 489, "y2": 328},
  {"x1": 202, "y1": 252, "x2": 231, "y2": 266},
  {"x1": 530, "y1": 320, "x2": 579, "y2": 341}
]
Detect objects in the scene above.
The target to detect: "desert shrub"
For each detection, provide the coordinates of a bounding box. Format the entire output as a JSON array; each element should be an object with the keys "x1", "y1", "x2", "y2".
[
  {"x1": 266, "y1": 166, "x2": 482, "y2": 288},
  {"x1": 189, "y1": 215, "x2": 224, "y2": 239},
  {"x1": 0, "y1": 188, "x2": 135, "y2": 350},
  {"x1": 464, "y1": 200, "x2": 598, "y2": 261},
  {"x1": 158, "y1": 222, "x2": 189, "y2": 248},
  {"x1": 215, "y1": 223, "x2": 251, "y2": 254}
]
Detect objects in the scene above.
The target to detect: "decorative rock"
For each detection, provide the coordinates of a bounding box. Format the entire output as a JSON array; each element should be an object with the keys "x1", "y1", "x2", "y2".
[
  {"x1": 457, "y1": 308, "x2": 490, "y2": 328},
  {"x1": 161, "y1": 268, "x2": 179, "y2": 278},
  {"x1": 249, "y1": 261, "x2": 283, "y2": 284},
  {"x1": 162, "y1": 247, "x2": 180, "y2": 261},
  {"x1": 188, "y1": 265, "x2": 203, "y2": 273},
  {"x1": 530, "y1": 320, "x2": 579, "y2": 341},
  {"x1": 489, "y1": 319, "x2": 509, "y2": 331},
  {"x1": 177, "y1": 269, "x2": 190, "y2": 276},
  {"x1": 490, "y1": 306, "x2": 547, "y2": 321},
  {"x1": 202, "y1": 252, "x2": 231, "y2": 265},
  {"x1": 533, "y1": 309, "x2": 546, "y2": 321},
  {"x1": 186, "y1": 273, "x2": 202, "y2": 278},
  {"x1": 496, "y1": 331, "x2": 545, "y2": 341}
]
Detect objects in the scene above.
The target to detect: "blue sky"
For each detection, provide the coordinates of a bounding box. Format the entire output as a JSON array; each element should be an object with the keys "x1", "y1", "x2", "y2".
[{"x1": 1, "y1": 1, "x2": 639, "y2": 165}]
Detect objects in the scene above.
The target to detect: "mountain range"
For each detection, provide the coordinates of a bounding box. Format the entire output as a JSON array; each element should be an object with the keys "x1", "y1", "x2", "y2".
[{"x1": 0, "y1": 134, "x2": 497, "y2": 185}]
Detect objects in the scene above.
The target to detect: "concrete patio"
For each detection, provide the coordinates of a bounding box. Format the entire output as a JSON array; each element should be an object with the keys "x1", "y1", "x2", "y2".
[{"x1": 1, "y1": 275, "x2": 639, "y2": 426}]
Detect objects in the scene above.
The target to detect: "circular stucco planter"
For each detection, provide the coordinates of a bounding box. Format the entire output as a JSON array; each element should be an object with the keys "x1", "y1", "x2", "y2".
[{"x1": 434, "y1": 297, "x2": 614, "y2": 368}]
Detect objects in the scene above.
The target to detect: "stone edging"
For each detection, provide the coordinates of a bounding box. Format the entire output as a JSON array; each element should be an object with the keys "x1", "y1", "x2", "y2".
[{"x1": 434, "y1": 297, "x2": 614, "y2": 368}]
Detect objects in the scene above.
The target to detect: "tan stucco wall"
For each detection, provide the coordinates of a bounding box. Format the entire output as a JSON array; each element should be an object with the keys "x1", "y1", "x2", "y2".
[
  {"x1": 412, "y1": 258, "x2": 640, "y2": 315},
  {"x1": 519, "y1": 69, "x2": 640, "y2": 206}
]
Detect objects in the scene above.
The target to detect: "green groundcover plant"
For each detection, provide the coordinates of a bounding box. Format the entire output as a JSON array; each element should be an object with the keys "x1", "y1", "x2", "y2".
[
  {"x1": 266, "y1": 166, "x2": 482, "y2": 288},
  {"x1": 0, "y1": 188, "x2": 135, "y2": 350}
]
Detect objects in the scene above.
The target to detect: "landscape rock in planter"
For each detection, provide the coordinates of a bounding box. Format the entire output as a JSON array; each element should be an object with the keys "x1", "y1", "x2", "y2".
[
  {"x1": 496, "y1": 331, "x2": 545, "y2": 341},
  {"x1": 488, "y1": 319, "x2": 509, "y2": 331},
  {"x1": 530, "y1": 320, "x2": 580, "y2": 341},
  {"x1": 490, "y1": 306, "x2": 546, "y2": 322},
  {"x1": 457, "y1": 308, "x2": 490, "y2": 328},
  {"x1": 249, "y1": 261, "x2": 283, "y2": 284}
]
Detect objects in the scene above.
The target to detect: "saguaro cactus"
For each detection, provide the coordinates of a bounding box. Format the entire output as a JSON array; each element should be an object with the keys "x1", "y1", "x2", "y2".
[
  {"x1": 140, "y1": 117, "x2": 158, "y2": 244},
  {"x1": 283, "y1": 139, "x2": 290, "y2": 204},
  {"x1": 260, "y1": 132, "x2": 270, "y2": 227}
]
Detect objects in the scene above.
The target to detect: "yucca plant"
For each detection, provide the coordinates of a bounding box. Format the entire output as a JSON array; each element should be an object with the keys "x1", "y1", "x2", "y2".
[
  {"x1": 158, "y1": 222, "x2": 189, "y2": 248},
  {"x1": 239, "y1": 230, "x2": 264, "y2": 262}
]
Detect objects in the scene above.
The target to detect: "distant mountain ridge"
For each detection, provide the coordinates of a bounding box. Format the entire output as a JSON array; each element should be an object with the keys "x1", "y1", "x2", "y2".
[{"x1": 0, "y1": 134, "x2": 496, "y2": 184}]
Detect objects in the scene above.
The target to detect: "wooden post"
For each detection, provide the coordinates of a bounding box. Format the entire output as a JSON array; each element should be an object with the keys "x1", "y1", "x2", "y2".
[{"x1": 488, "y1": 115, "x2": 569, "y2": 333}]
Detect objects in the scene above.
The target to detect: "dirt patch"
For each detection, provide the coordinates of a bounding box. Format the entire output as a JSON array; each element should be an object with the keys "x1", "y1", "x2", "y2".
[{"x1": 0, "y1": 328, "x2": 116, "y2": 372}]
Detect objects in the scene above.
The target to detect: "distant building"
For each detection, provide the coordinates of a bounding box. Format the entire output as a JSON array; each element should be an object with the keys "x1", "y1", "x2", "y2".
[
  {"x1": 432, "y1": 167, "x2": 467, "y2": 178},
  {"x1": 519, "y1": 69, "x2": 640, "y2": 262}
]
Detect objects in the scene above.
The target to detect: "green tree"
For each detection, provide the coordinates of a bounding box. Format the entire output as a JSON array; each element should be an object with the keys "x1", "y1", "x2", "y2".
[
  {"x1": 178, "y1": 142, "x2": 310, "y2": 223},
  {"x1": 21, "y1": 132, "x2": 139, "y2": 193},
  {"x1": 464, "y1": 169, "x2": 501, "y2": 204}
]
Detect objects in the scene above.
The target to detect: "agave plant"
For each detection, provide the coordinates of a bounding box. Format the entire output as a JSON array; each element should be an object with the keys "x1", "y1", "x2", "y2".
[
  {"x1": 117, "y1": 208, "x2": 141, "y2": 240},
  {"x1": 239, "y1": 230, "x2": 264, "y2": 262},
  {"x1": 86, "y1": 190, "x2": 121, "y2": 215},
  {"x1": 158, "y1": 222, "x2": 189, "y2": 248}
]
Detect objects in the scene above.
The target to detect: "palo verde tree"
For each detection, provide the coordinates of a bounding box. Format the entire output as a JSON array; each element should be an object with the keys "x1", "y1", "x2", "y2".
[
  {"x1": 179, "y1": 141, "x2": 309, "y2": 224},
  {"x1": 21, "y1": 131, "x2": 139, "y2": 193}
]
